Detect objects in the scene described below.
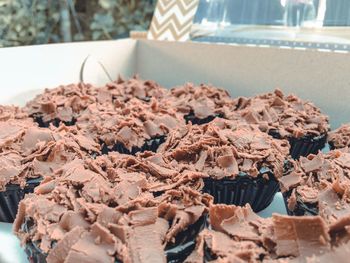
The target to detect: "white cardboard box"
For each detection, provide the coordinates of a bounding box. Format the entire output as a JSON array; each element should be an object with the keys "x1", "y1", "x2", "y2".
[
  {"x1": 0, "y1": 39, "x2": 348, "y2": 262},
  {"x1": 1, "y1": 39, "x2": 349, "y2": 127}
]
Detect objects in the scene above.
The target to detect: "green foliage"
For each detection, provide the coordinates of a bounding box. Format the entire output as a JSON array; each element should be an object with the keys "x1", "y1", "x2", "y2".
[{"x1": 0, "y1": 0, "x2": 155, "y2": 47}]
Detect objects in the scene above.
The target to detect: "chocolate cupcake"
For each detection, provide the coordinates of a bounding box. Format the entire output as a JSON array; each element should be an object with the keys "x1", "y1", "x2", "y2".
[
  {"x1": 104, "y1": 75, "x2": 168, "y2": 103},
  {"x1": 187, "y1": 204, "x2": 271, "y2": 262},
  {"x1": 0, "y1": 105, "x2": 31, "y2": 121},
  {"x1": 0, "y1": 118, "x2": 43, "y2": 222},
  {"x1": 231, "y1": 89, "x2": 329, "y2": 159},
  {"x1": 0, "y1": 121, "x2": 100, "y2": 223},
  {"x1": 89, "y1": 151, "x2": 206, "y2": 195},
  {"x1": 13, "y1": 158, "x2": 211, "y2": 263},
  {"x1": 25, "y1": 76, "x2": 168, "y2": 128},
  {"x1": 280, "y1": 150, "x2": 350, "y2": 216},
  {"x1": 165, "y1": 83, "x2": 233, "y2": 125},
  {"x1": 76, "y1": 98, "x2": 185, "y2": 155},
  {"x1": 186, "y1": 203, "x2": 350, "y2": 262},
  {"x1": 158, "y1": 118, "x2": 290, "y2": 212},
  {"x1": 25, "y1": 83, "x2": 96, "y2": 128},
  {"x1": 328, "y1": 124, "x2": 350, "y2": 150}
]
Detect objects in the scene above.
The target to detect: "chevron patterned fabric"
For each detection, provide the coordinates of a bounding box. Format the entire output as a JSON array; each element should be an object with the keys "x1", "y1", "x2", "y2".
[{"x1": 148, "y1": 0, "x2": 200, "y2": 41}]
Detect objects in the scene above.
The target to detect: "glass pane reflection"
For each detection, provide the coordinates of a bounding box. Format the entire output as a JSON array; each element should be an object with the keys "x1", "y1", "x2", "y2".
[{"x1": 192, "y1": 0, "x2": 350, "y2": 49}]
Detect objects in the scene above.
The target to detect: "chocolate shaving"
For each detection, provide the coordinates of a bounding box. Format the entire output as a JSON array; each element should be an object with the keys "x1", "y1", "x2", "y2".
[
  {"x1": 159, "y1": 119, "x2": 290, "y2": 180},
  {"x1": 187, "y1": 203, "x2": 350, "y2": 263},
  {"x1": 329, "y1": 124, "x2": 350, "y2": 149},
  {"x1": 0, "y1": 124, "x2": 99, "y2": 191},
  {"x1": 76, "y1": 98, "x2": 184, "y2": 152},
  {"x1": 166, "y1": 83, "x2": 232, "y2": 120},
  {"x1": 14, "y1": 154, "x2": 211, "y2": 262},
  {"x1": 283, "y1": 151, "x2": 350, "y2": 214},
  {"x1": 272, "y1": 214, "x2": 330, "y2": 257},
  {"x1": 231, "y1": 89, "x2": 329, "y2": 138}
]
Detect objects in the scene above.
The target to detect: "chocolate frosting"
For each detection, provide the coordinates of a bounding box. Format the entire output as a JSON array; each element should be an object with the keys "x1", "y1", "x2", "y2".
[
  {"x1": 0, "y1": 105, "x2": 31, "y2": 121},
  {"x1": 25, "y1": 76, "x2": 167, "y2": 125},
  {"x1": 0, "y1": 119, "x2": 37, "y2": 152},
  {"x1": 14, "y1": 155, "x2": 212, "y2": 263},
  {"x1": 76, "y1": 97, "x2": 185, "y2": 151},
  {"x1": 4, "y1": 78, "x2": 345, "y2": 263},
  {"x1": 158, "y1": 118, "x2": 290, "y2": 180},
  {"x1": 186, "y1": 203, "x2": 350, "y2": 263},
  {"x1": 231, "y1": 89, "x2": 329, "y2": 138},
  {"x1": 165, "y1": 83, "x2": 233, "y2": 119},
  {"x1": 24, "y1": 76, "x2": 182, "y2": 152},
  {"x1": 25, "y1": 83, "x2": 96, "y2": 124},
  {"x1": 328, "y1": 124, "x2": 350, "y2": 149},
  {"x1": 282, "y1": 150, "x2": 350, "y2": 215},
  {"x1": 103, "y1": 75, "x2": 167, "y2": 103},
  {"x1": 90, "y1": 152, "x2": 205, "y2": 193},
  {"x1": 0, "y1": 124, "x2": 99, "y2": 191}
]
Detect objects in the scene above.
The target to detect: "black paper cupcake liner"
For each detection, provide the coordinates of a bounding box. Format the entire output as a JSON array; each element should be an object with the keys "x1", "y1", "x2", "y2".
[
  {"x1": 22, "y1": 215, "x2": 206, "y2": 263},
  {"x1": 166, "y1": 215, "x2": 207, "y2": 263},
  {"x1": 184, "y1": 111, "x2": 223, "y2": 125},
  {"x1": 101, "y1": 135, "x2": 166, "y2": 155},
  {"x1": 0, "y1": 178, "x2": 42, "y2": 223},
  {"x1": 24, "y1": 241, "x2": 47, "y2": 263},
  {"x1": 204, "y1": 242, "x2": 217, "y2": 262},
  {"x1": 202, "y1": 168, "x2": 279, "y2": 212},
  {"x1": 31, "y1": 114, "x2": 77, "y2": 128},
  {"x1": 328, "y1": 141, "x2": 336, "y2": 151},
  {"x1": 282, "y1": 190, "x2": 318, "y2": 216},
  {"x1": 269, "y1": 130, "x2": 327, "y2": 159}
]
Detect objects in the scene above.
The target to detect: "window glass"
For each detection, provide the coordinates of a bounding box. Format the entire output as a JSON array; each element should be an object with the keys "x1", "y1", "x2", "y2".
[{"x1": 192, "y1": 0, "x2": 350, "y2": 50}]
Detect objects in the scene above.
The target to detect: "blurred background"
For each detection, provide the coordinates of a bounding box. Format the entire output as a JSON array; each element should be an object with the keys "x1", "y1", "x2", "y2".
[
  {"x1": 1, "y1": 0, "x2": 350, "y2": 49},
  {"x1": 0, "y1": 0, "x2": 156, "y2": 47}
]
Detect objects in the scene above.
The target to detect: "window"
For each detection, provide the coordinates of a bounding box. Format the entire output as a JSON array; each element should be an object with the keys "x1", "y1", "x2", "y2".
[{"x1": 192, "y1": 0, "x2": 350, "y2": 50}]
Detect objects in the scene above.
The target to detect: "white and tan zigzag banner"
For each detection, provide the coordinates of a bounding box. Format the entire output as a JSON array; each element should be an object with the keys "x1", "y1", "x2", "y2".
[{"x1": 148, "y1": 0, "x2": 200, "y2": 41}]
